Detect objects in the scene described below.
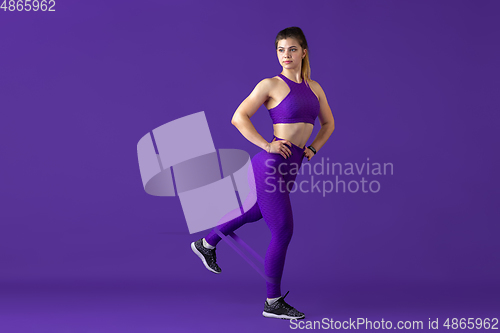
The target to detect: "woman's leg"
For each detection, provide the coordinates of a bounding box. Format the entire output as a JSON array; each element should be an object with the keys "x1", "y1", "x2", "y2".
[
  {"x1": 257, "y1": 170, "x2": 295, "y2": 298},
  {"x1": 200, "y1": 139, "x2": 304, "y2": 299},
  {"x1": 204, "y1": 151, "x2": 266, "y2": 247},
  {"x1": 204, "y1": 198, "x2": 262, "y2": 246},
  {"x1": 253, "y1": 140, "x2": 304, "y2": 298}
]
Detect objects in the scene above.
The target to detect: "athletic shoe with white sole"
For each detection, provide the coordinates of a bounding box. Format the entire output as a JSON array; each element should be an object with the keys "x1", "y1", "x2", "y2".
[
  {"x1": 191, "y1": 238, "x2": 221, "y2": 274},
  {"x1": 262, "y1": 291, "x2": 305, "y2": 320}
]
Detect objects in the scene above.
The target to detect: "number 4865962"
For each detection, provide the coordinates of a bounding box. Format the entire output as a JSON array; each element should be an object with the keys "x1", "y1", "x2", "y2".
[{"x1": 1, "y1": 0, "x2": 56, "y2": 11}]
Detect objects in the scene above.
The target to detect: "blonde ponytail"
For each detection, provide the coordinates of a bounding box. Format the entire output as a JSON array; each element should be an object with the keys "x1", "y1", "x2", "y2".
[{"x1": 301, "y1": 51, "x2": 311, "y2": 84}]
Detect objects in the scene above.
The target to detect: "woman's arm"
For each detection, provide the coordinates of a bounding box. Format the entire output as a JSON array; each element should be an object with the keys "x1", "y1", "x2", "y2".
[
  {"x1": 232, "y1": 78, "x2": 298, "y2": 159},
  {"x1": 307, "y1": 80, "x2": 335, "y2": 153},
  {"x1": 231, "y1": 78, "x2": 274, "y2": 151}
]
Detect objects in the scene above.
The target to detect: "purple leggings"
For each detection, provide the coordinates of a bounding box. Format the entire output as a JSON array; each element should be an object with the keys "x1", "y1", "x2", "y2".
[{"x1": 205, "y1": 135, "x2": 305, "y2": 298}]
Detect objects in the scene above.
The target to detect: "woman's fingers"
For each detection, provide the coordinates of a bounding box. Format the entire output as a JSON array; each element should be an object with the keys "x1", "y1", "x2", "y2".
[
  {"x1": 279, "y1": 144, "x2": 287, "y2": 155},
  {"x1": 279, "y1": 148, "x2": 287, "y2": 159},
  {"x1": 281, "y1": 147, "x2": 291, "y2": 158},
  {"x1": 284, "y1": 141, "x2": 292, "y2": 155},
  {"x1": 281, "y1": 142, "x2": 292, "y2": 157},
  {"x1": 280, "y1": 147, "x2": 288, "y2": 159},
  {"x1": 304, "y1": 148, "x2": 314, "y2": 161},
  {"x1": 302, "y1": 147, "x2": 309, "y2": 161}
]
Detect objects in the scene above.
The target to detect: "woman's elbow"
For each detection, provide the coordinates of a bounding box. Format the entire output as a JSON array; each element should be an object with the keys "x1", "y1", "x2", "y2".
[
  {"x1": 321, "y1": 120, "x2": 335, "y2": 133},
  {"x1": 328, "y1": 118, "x2": 335, "y2": 133},
  {"x1": 231, "y1": 116, "x2": 239, "y2": 127},
  {"x1": 231, "y1": 113, "x2": 248, "y2": 128}
]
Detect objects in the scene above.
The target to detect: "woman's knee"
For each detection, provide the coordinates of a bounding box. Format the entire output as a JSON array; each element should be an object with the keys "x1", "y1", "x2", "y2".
[{"x1": 270, "y1": 220, "x2": 293, "y2": 243}]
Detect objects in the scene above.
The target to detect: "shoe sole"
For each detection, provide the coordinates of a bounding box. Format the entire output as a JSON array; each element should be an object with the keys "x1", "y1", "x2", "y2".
[
  {"x1": 191, "y1": 242, "x2": 221, "y2": 274},
  {"x1": 262, "y1": 311, "x2": 305, "y2": 320}
]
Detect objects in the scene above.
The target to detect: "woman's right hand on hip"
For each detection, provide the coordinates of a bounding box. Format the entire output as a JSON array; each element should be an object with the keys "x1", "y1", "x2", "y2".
[{"x1": 268, "y1": 138, "x2": 292, "y2": 159}]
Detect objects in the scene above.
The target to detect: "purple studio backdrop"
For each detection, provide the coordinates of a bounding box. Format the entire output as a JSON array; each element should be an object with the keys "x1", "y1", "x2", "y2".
[{"x1": 1, "y1": 0, "x2": 499, "y2": 332}]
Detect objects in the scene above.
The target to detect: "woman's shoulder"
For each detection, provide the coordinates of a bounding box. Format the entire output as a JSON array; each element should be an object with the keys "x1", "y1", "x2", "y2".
[
  {"x1": 306, "y1": 78, "x2": 321, "y2": 88},
  {"x1": 260, "y1": 75, "x2": 283, "y2": 85},
  {"x1": 253, "y1": 76, "x2": 282, "y2": 92},
  {"x1": 306, "y1": 78, "x2": 328, "y2": 101},
  {"x1": 307, "y1": 78, "x2": 325, "y2": 93}
]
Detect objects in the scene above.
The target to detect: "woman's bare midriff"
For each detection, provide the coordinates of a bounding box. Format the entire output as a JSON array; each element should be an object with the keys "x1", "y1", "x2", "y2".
[{"x1": 272, "y1": 122, "x2": 314, "y2": 149}]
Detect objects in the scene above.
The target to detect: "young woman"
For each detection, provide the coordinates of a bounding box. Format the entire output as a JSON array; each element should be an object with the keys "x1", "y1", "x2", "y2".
[{"x1": 191, "y1": 26, "x2": 335, "y2": 320}]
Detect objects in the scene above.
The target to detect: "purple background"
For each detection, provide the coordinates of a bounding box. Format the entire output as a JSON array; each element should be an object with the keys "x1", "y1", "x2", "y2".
[{"x1": 1, "y1": 0, "x2": 499, "y2": 332}]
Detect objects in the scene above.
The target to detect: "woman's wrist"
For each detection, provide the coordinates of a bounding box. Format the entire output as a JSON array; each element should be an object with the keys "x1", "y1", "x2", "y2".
[
  {"x1": 260, "y1": 141, "x2": 270, "y2": 153},
  {"x1": 307, "y1": 145, "x2": 317, "y2": 154}
]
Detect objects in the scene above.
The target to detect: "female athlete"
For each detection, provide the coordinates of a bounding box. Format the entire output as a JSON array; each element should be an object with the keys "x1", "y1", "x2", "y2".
[{"x1": 191, "y1": 26, "x2": 335, "y2": 320}]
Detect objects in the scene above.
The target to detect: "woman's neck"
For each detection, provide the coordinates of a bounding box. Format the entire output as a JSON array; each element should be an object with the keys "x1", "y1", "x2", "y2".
[{"x1": 281, "y1": 69, "x2": 303, "y2": 83}]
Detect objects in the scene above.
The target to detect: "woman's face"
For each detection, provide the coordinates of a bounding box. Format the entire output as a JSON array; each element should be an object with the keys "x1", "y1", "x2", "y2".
[{"x1": 276, "y1": 37, "x2": 306, "y2": 71}]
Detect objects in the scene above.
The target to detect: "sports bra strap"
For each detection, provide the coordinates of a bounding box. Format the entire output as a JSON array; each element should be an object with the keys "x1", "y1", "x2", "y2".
[
  {"x1": 278, "y1": 74, "x2": 291, "y2": 87},
  {"x1": 279, "y1": 73, "x2": 305, "y2": 86}
]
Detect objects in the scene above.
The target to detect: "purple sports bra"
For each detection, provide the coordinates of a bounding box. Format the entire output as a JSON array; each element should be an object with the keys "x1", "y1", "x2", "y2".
[{"x1": 267, "y1": 73, "x2": 320, "y2": 125}]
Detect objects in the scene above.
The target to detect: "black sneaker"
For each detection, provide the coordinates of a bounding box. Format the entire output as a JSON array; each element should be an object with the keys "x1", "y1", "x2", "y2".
[
  {"x1": 191, "y1": 238, "x2": 221, "y2": 274},
  {"x1": 262, "y1": 291, "x2": 305, "y2": 320}
]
